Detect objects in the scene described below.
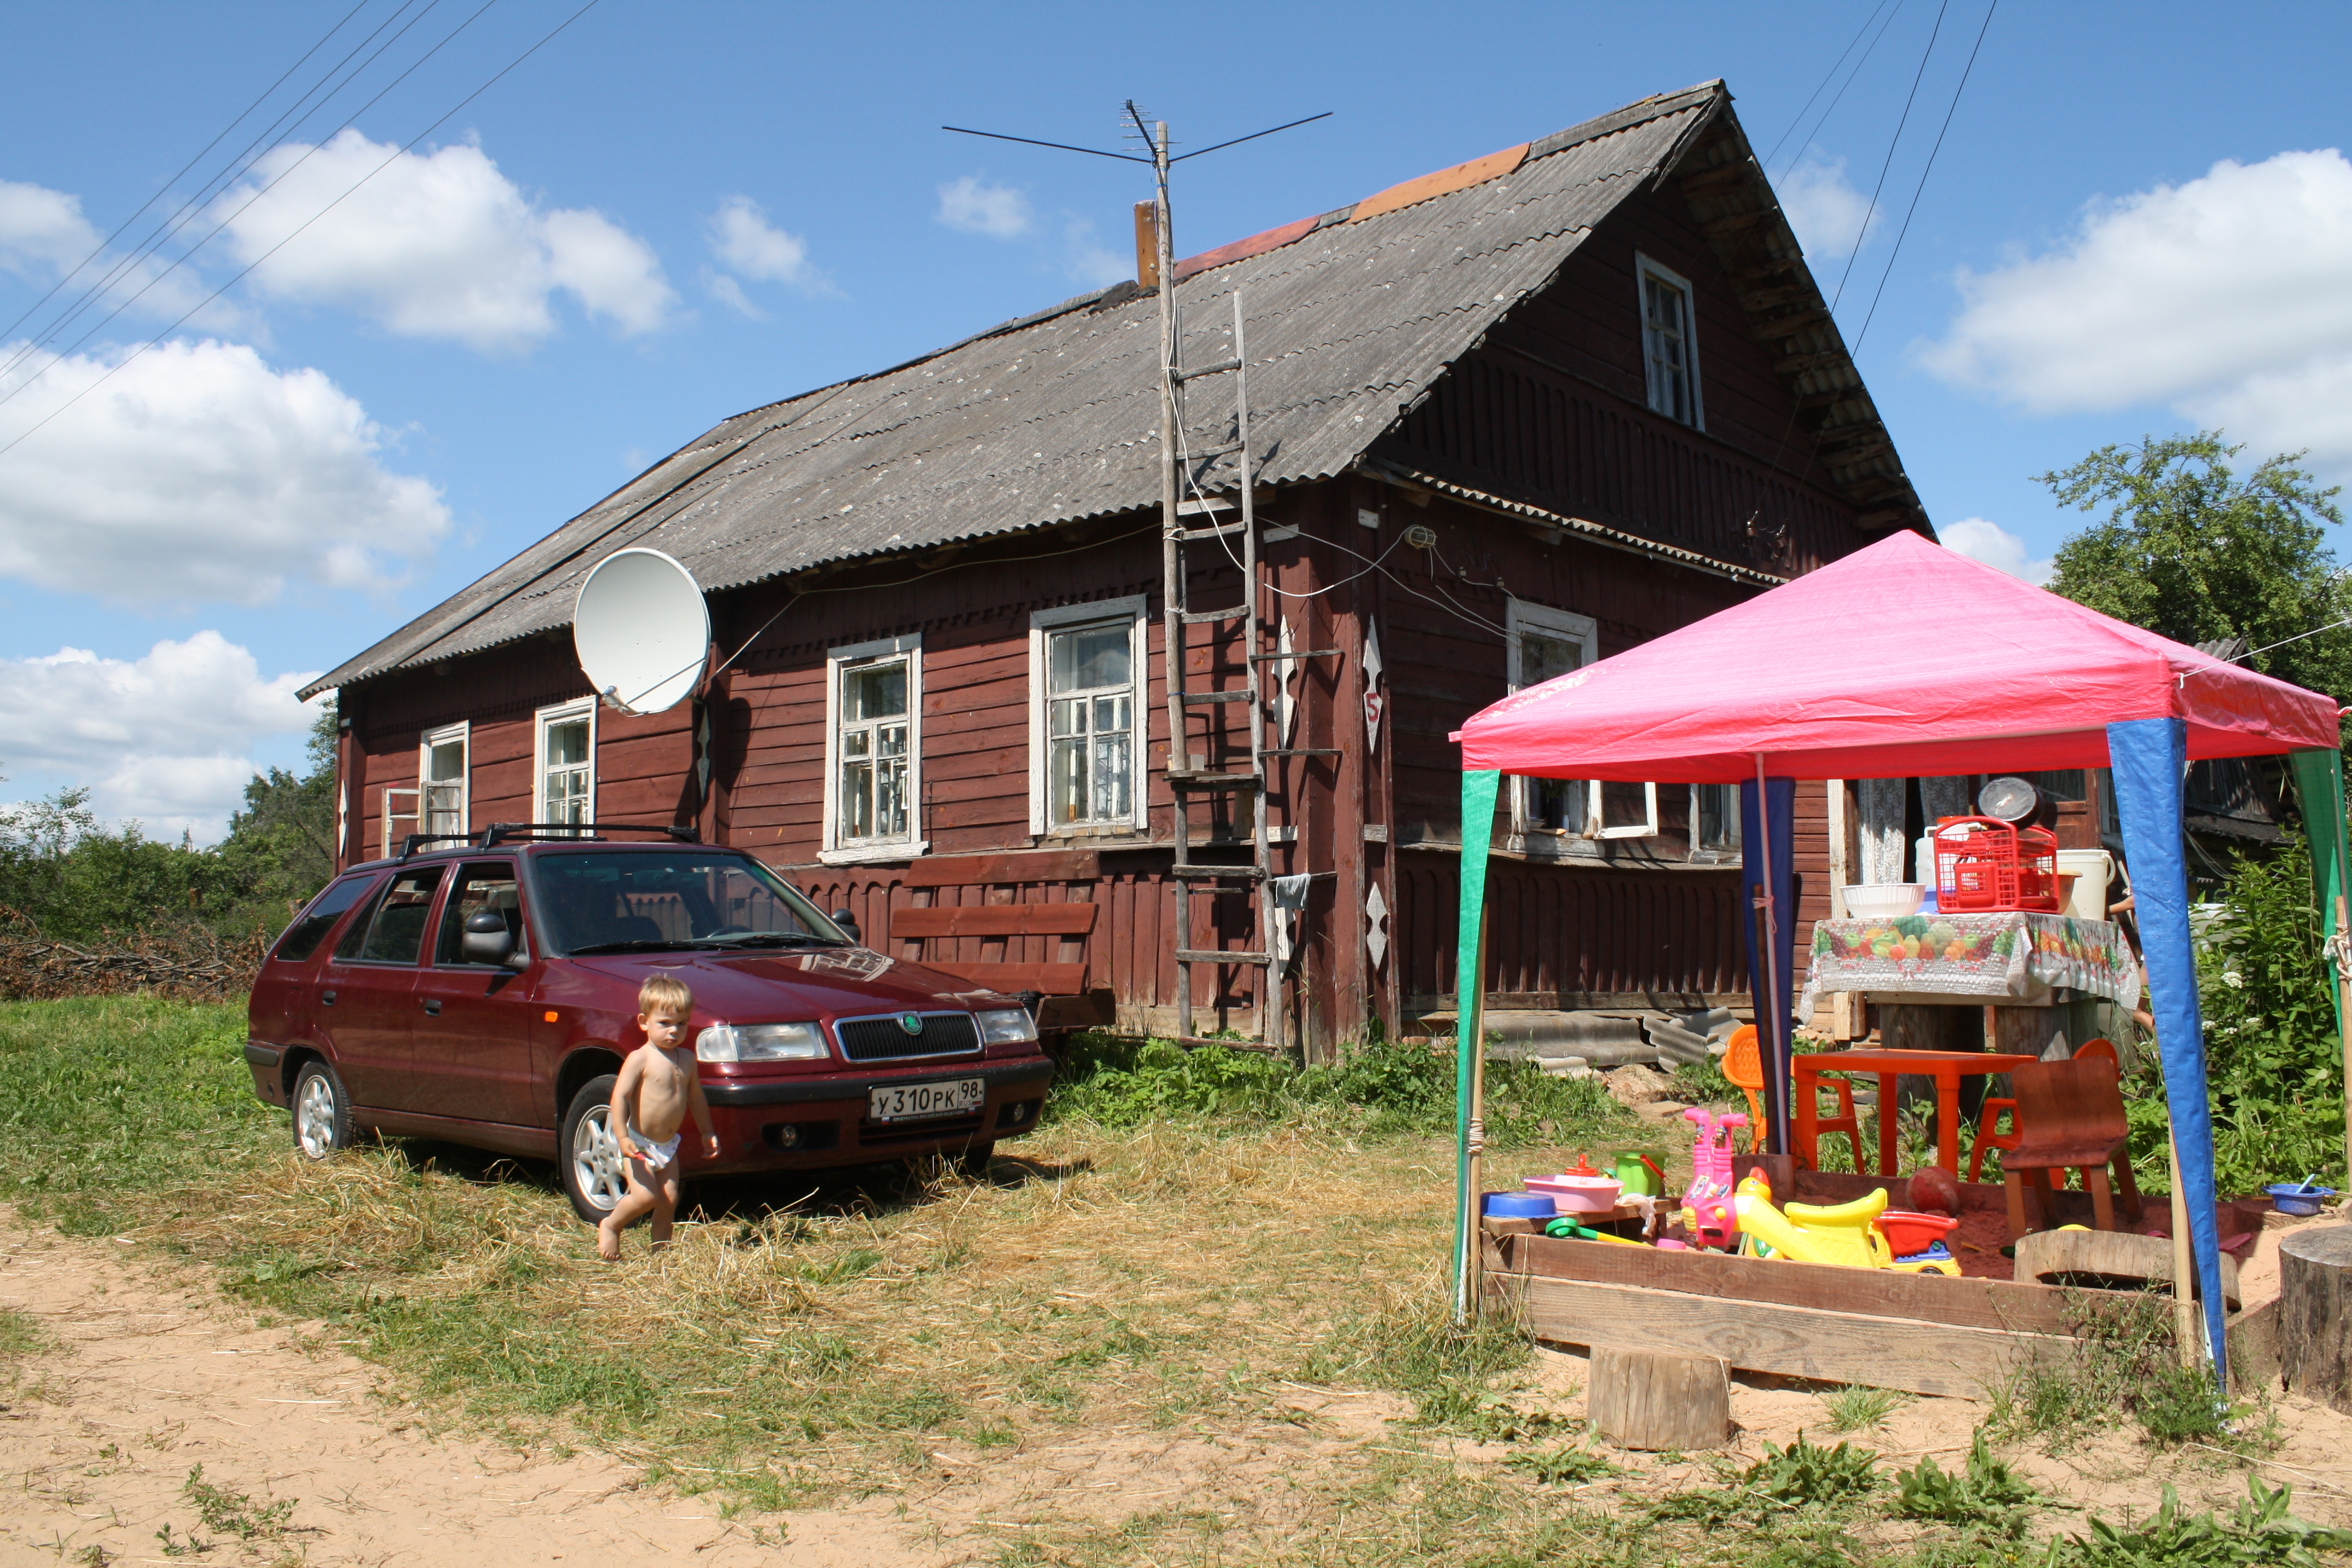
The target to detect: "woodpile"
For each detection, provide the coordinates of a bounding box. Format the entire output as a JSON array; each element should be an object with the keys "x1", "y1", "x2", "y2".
[{"x1": 0, "y1": 928, "x2": 264, "y2": 1003}]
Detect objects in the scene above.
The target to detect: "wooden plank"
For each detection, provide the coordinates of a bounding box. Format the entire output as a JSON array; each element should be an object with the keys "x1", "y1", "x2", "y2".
[
  {"x1": 889, "y1": 904, "x2": 1099, "y2": 938},
  {"x1": 904, "y1": 850, "x2": 1100, "y2": 887},
  {"x1": 916, "y1": 961, "x2": 1088, "y2": 995},
  {"x1": 1509, "y1": 1275, "x2": 2069, "y2": 1398},
  {"x1": 1500, "y1": 1230, "x2": 2076, "y2": 1336}
]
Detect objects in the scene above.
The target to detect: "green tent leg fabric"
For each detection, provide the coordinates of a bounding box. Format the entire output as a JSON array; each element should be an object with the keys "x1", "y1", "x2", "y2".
[{"x1": 1453, "y1": 768, "x2": 1501, "y2": 1319}]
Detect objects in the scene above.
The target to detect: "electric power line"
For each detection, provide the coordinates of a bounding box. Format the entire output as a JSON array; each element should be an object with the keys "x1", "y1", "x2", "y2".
[
  {"x1": 1760, "y1": 0, "x2": 1901, "y2": 174},
  {"x1": 1826, "y1": 0, "x2": 1952, "y2": 319},
  {"x1": 0, "y1": 0, "x2": 601, "y2": 460}
]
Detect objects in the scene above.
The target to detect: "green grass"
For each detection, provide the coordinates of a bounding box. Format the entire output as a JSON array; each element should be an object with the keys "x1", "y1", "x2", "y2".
[{"x1": 0, "y1": 1304, "x2": 46, "y2": 1359}]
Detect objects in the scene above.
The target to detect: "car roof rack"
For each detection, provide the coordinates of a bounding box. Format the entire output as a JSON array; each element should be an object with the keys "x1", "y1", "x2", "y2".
[
  {"x1": 397, "y1": 831, "x2": 483, "y2": 861},
  {"x1": 479, "y1": 822, "x2": 701, "y2": 849}
]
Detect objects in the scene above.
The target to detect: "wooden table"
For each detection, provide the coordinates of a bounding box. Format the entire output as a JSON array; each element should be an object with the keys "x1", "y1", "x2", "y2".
[{"x1": 1792, "y1": 1048, "x2": 2040, "y2": 1178}]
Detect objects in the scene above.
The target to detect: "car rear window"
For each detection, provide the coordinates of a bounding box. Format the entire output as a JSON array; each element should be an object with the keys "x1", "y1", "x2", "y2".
[
  {"x1": 272, "y1": 875, "x2": 378, "y2": 962},
  {"x1": 332, "y1": 866, "x2": 446, "y2": 964}
]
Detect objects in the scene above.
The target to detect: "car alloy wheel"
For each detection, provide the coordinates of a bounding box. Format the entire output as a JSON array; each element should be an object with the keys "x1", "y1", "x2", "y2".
[
  {"x1": 290, "y1": 1059, "x2": 356, "y2": 1161},
  {"x1": 570, "y1": 1102, "x2": 627, "y2": 1215}
]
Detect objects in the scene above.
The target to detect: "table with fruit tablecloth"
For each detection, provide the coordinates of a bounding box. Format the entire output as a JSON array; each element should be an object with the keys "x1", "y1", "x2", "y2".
[{"x1": 1797, "y1": 911, "x2": 2141, "y2": 1018}]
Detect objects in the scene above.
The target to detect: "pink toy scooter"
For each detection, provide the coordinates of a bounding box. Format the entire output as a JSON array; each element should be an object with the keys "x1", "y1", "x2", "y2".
[{"x1": 1679, "y1": 1106, "x2": 1749, "y2": 1250}]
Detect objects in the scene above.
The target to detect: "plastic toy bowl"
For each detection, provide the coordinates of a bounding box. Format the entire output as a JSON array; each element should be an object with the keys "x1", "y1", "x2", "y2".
[
  {"x1": 1483, "y1": 1192, "x2": 1558, "y2": 1220},
  {"x1": 1875, "y1": 1209, "x2": 1961, "y2": 1256},
  {"x1": 1524, "y1": 1174, "x2": 1624, "y2": 1214},
  {"x1": 2265, "y1": 1182, "x2": 2337, "y2": 1217},
  {"x1": 1842, "y1": 883, "x2": 1925, "y2": 920}
]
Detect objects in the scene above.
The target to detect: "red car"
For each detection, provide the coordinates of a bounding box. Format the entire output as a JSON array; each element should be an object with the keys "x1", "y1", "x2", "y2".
[{"x1": 244, "y1": 828, "x2": 1054, "y2": 1221}]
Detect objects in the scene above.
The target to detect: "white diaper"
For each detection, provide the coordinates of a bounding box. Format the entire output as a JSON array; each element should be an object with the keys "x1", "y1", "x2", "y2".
[{"x1": 624, "y1": 1124, "x2": 681, "y2": 1169}]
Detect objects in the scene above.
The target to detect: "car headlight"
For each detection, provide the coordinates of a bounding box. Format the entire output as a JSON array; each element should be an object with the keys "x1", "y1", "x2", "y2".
[
  {"x1": 695, "y1": 1022, "x2": 828, "y2": 1062},
  {"x1": 974, "y1": 1007, "x2": 1038, "y2": 1045}
]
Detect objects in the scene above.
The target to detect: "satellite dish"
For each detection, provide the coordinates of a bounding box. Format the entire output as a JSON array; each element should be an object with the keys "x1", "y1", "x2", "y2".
[
  {"x1": 573, "y1": 548, "x2": 711, "y2": 716},
  {"x1": 1977, "y1": 775, "x2": 2040, "y2": 823}
]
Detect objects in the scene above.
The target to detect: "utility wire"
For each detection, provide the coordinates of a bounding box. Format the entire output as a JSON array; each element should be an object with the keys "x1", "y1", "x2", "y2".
[
  {"x1": 0, "y1": 0, "x2": 376, "y2": 345},
  {"x1": 1760, "y1": 0, "x2": 1901, "y2": 174},
  {"x1": 1826, "y1": 0, "x2": 1952, "y2": 319},
  {"x1": 0, "y1": 0, "x2": 592, "y2": 459},
  {"x1": 1848, "y1": 0, "x2": 1998, "y2": 354},
  {"x1": 0, "y1": 0, "x2": 494, "y2": 406},
  {"x1": 2, "y1": 0, "x2": 449, "y2": 385}
]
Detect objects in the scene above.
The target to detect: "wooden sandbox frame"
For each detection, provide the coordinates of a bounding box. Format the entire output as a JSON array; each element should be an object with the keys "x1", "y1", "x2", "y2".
[{"x1": 1482, "y1": 1161, "x2": 2283, "y2": 1399}]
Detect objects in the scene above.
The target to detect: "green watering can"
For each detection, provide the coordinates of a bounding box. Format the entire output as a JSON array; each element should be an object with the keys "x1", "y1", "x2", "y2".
[{"x1": 1612, "y1": 1149, "x2": 1668, "y2": 1198}]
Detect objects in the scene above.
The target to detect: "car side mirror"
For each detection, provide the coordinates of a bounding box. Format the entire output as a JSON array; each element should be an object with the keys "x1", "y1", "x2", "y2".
[
  {"x1": 461, "y1": 909, "x2": 521, "y2": 968},
  {"x1": 831, "y1": 907, "x2": 862, "y2": 944}
]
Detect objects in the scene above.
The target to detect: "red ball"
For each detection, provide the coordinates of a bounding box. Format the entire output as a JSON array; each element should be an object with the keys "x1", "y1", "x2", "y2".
[{"x1": 1907, "y1": 1165, "x2": 1962, "y2": 1217}]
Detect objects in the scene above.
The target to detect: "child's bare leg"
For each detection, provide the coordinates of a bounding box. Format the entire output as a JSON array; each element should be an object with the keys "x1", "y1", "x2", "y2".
[
  {"x1": 596, "y1": 1161, "x2": 659, "y2": 1260},
  {"x1": 647, "y1": 1171, "x2": 682, "y2": 1250}
]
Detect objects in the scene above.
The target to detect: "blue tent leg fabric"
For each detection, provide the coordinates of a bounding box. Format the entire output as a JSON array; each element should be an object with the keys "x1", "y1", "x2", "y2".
[
  {"x1": 1739, "y1": 777, "x2": 1797, "y2": 1153},
  {"x1": 1453, "y1": 769, "x2": 1501, "y2": 1320},
  {"x1": 2108, "y1": 718, "x2": 2229, "y2": 1390}
]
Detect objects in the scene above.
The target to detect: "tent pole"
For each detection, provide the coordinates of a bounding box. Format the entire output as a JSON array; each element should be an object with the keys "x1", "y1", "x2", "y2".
[
  {"x1": 2167, "y1": 1125, "x2": 2198, "y2": 1370},
  {"x1": 1754, "y1": 754, "x2": 1782, "y2": 1148},
  {"x1": 2337, "y1": 892, "x2": 2351, "y2": 1185},
  {"x1": 1465, "y1": 904, "x2": 1491, "y2": 1320}
]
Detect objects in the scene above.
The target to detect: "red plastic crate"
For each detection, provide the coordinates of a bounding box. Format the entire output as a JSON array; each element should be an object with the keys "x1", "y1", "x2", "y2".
[{"x1": 1932, "y1": 816, "x2": 2060, "y2": 913}]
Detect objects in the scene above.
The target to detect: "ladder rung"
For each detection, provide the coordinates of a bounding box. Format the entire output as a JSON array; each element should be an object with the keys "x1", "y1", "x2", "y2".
[
  {"x1": 1175, "y1": 949, "x2": 1272, "y2": 965},
  {"x1": 1168, "y1": 769, "x2": 1261, "y2": 788},
  {"x1": 1179, "y1": 606, "x2": 1249, "y2": 623},
  {"x1": 1171, "y1": 864, "x2": 1266, "y2": 880},
  {"x1": 1177, "y1": 689, "x2": 1251, "y2": 704},
  {"x1": 1263, "y1": 748, "x2": 1342, "y2": 757},
  {"x1": 1177, "y1": 520, "x2": 1246, "y2": 541},
  {"x1": 1175, "y1": 358, "x2": 1241, "y2": 382},
  {"x1": 1249, "y1": 648, "x2": 1342, "y2": 662}
]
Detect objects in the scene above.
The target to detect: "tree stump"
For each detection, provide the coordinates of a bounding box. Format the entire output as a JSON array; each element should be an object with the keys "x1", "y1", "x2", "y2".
[
  {"x1": 1587, "y1": 1344, "x2": 1730, "y2": 1451},
  {"x1": 2280, "y1": 1224, "x2": 2352, "y2": 1411}
]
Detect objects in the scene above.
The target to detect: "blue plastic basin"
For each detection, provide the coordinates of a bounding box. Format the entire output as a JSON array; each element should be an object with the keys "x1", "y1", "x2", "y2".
[
  {"x1": 1483, "y1": 1192, "x2": 1558, "y2": 1219},
  {"x1": 2265, "y1": 1182, "x2": 2337, "y2": 1217}
]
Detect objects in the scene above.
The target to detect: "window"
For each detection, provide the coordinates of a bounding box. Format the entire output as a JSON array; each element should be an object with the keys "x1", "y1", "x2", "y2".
[
  {"x1": 272, "y1": 874, "x2": 378, "y2": 962},
  {"x1": 434, "y1": 861, "x2": 526, "y2": 966},
  {"x1": 420, "y1": 722, "x2": 468, "y2": 838},
  {"x1": 535, "y1": 699, "x2": 595, "y2": 834},
  {"x1": 1029, "y1": 598, "x2": 1147, "y2": 835},
  {"x1": 1691, "y1": 783, "x2": 1741, "y2": 861},
  {"x1": 1637, "y1": 253, "x2": 1702, "y2": 429},
  {"x1": 333, "y1": 866, "x2": 446, "y2": 965},
  {"x1": 1506, "y1": 598, "x2": 1658, "y2": 841},
  {"x1": 531, "y1": 849, "x2": 841, "y2": 953},
  {"x1": 822, "y1": 634, "x2": 926, "y2": 863}
]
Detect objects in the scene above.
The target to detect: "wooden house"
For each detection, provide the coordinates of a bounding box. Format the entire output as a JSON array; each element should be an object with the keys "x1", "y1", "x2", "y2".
[{"x1": 302, "y1": 80, "x2": 1936, "y2": 1060}]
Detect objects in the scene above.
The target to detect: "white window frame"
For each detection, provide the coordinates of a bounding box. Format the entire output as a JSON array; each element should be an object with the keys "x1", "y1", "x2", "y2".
[
  {"x1": 534, "y1": 697, "x2": 596, "y2": 834},
  {"x1": 419, "y1": 721, "x2": 469, "y2": 840},
  {"x1": 1029, "y1": 595, "x2": 1149, "y2": 837},
  {"x1": 1636, "y1": 252, "x2": 1704, "y2": 431},
  {"x1": 1506, "y1": 598, "x2": 1658, "y2": 841},
  {"x1": 1689, "y1": 782, "x2": 1742, "y2": 863},
  {"x1": 820, "y1": 633, "x2": 928, "y2": 865}
]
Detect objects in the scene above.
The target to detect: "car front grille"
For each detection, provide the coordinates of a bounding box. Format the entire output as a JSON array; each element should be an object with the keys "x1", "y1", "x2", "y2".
[{"x1": 835, "y1": 1011, "x2": 981, "y2": 1062}]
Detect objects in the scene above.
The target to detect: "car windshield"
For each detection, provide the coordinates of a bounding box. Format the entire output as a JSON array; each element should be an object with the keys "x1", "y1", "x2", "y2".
[{"x1": 530, "y1": 851, "x2": 847, "y2": 956}]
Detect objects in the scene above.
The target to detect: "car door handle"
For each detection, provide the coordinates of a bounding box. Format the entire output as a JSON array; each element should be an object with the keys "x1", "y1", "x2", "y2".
[
  {"x1": 321, "y1": 990, "x2": 336, "y2": 1007},
  {"x1": 422, "y1": 998, "x2": 442, "y2": 1016}
]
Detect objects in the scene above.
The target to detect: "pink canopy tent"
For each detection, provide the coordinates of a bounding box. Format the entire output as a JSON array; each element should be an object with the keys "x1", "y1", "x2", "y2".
[{"x1": 1446, "y1": 528, "x2": 2344, "y2": 1387}]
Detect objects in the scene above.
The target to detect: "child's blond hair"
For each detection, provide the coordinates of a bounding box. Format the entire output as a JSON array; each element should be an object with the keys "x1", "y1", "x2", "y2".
[{"x1": 638, "y1": 974, "x2": 693, "y2": 1019}]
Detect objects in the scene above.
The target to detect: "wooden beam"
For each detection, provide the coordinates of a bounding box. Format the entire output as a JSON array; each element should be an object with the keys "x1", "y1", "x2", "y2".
[
  {"x1": 914, "y1": 960, "x2": 1089, "y2": 995},
  {"x1": 889, "y1": 904, "x2": 1099, "y2": 938},
  {"x1": 904, "y1": 849, "x2": 1100, "y2": 887},
  {"x1": 1676, "y1": 160, "x2": 1759, "y2": 198},
  {"x1": 1508, "y1": 1274, "x2": 2071, "y2": 1399}
]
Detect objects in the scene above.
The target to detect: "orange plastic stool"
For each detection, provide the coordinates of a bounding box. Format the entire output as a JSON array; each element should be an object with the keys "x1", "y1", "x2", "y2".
[
  {"x1": 1968, "y1": 1038, "x2": 2117, "y2": 1183},
  {"x1": 1723, "y1": 1025, "x2": 1863, "y2": 1168}
]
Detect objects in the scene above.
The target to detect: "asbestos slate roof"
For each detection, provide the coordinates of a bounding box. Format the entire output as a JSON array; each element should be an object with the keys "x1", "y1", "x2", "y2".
[{"x1": 307, "y1": 84, "x2": 1736, "y2": 697}]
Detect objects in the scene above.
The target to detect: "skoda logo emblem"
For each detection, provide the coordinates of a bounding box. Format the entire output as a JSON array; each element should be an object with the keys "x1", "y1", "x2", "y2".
[{"x1": 898, "y1": 1013, "x2": 923, "y2": 1036}]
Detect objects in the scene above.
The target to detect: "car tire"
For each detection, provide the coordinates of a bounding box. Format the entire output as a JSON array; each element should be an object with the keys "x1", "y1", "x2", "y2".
[
  {"x1": 291, "y1": 1059, "x2": 359, "y2": 1161},
  {"x1": 560, "y1": 1075, "x2": 630, "y2": 1224}
]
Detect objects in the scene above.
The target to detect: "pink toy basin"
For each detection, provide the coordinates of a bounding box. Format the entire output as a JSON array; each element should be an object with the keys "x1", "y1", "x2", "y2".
[
  {"x1": 1525, "y1": 1174, "x2": 1623, "y2": 1214},
  {"x1": 1875, "y1": 1209, "x2": 1960, "y2": 1256}
]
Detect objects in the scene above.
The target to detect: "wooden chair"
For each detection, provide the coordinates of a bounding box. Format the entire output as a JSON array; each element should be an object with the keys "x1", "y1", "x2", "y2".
[
  {"x1": 1723, "y1": 1025, "x2": 1861, "y2": 1168},
  {"x1": 1966, "y1": 1037, "x2": 2117, "y2": 1183},
  {"x1": 2001, "y1": 1054, "x2": 2144, "y2": 1240}
]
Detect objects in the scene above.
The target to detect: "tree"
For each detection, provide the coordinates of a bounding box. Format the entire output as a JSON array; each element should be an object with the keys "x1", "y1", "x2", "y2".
[
  {"x1": 212, "y1": 701, "x2": 340, "y2": 927},
  {"x1": 2042, "y1": 433, "x2": 2352, "y2": 705}
]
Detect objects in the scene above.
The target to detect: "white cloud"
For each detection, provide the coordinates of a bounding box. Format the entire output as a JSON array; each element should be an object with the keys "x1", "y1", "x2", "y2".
[
  {"x1": 936, "y1": 175, "x2": 1032, "y2": 238},
  {"x1": 218, "y1": 129, "x2": 675, "y2": 349},
  {"x1": 704, "y1": 270, "x2": 762, "y2": 319},
  {"x1": 0, "y1": 336, "x2": 448, "y2": 604},
  {"x1": 0, "y1": 632, "x2": 319, "y2": 842},
  {"x1": 1775, "y1": 150, "x2": 1878, "y2": 263},
  {"x1": 1939, "y1": 517, "x2": 2054, "y2": 586},
  {"x1": 1062, "y1": 217, "x2": 1129, "y2": 288},
  {"x1": 1921, "y1": 148, "x2": 2352, "y2": 477},
  {"x1": 0, "y1": 178, "x2": 99, "y2": 281},
  {"x1": 708, "y1": 195, "x2": 818, "y2": 286}
]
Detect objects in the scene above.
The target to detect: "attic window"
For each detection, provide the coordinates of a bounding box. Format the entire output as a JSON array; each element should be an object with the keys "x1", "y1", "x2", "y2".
[{"x1": 1636, "y1": 253, "x2": 1702, "y2": 429}]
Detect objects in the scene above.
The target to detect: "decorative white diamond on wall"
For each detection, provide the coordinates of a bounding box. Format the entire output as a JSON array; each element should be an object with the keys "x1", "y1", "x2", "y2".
[
  {"x1": 1365, "y1": 879, "x2": 1389, "y2": 971},
  {"x1": 1362, "y1": 618, "x2": 1384, "y2": 751}
]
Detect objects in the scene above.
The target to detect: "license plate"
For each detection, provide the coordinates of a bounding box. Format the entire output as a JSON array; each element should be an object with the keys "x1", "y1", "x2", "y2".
[{"x1": 867, "y1": 1077, "x2": 985, "y2": 1123}]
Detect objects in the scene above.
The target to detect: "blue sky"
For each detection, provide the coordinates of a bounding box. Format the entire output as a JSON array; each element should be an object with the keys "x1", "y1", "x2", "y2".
[{"x1": 3, "y1": 1, "x2": 2349, "y2": 840}]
